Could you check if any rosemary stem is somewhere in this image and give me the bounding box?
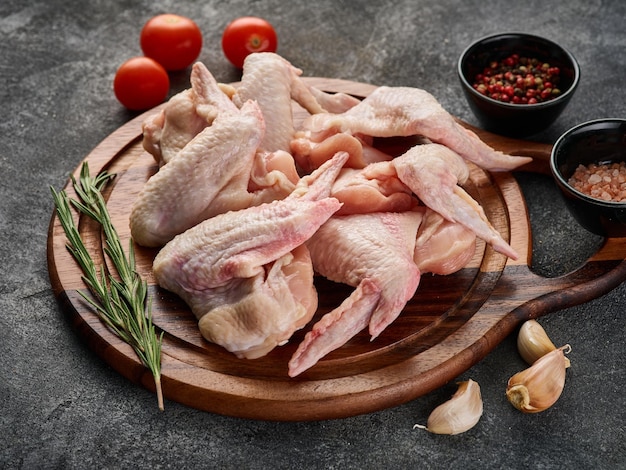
[51,162,164,410]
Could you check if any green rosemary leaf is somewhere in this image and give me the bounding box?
[50,162,164,410]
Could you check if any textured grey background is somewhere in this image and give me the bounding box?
[1,0,625,468]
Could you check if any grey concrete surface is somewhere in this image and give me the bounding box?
[1,0,625,468]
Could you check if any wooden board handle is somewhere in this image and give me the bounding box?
[457,121,626,326]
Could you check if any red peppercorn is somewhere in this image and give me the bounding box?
[471,54,562,104]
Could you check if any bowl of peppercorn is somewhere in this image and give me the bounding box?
[551,118,626,237]
[458,32,580,137]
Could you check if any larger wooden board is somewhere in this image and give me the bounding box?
[47,78,626,421]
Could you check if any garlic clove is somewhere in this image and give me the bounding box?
[506,344,571,413]
[517,319,570,367]
[414,379,483,435]
[517,319,556,364]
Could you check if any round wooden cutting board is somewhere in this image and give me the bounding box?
[47,78,626,421]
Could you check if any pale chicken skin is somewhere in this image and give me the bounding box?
[289,210,423,376]
[317,143,516,259]
[414,209,477,275]
[288,207,477,376]
[142,62,239,166]
[232,53,304,153]
[330,162,416,215]
[291,131,393,172]
[233,52,361,154]
[302,85,532,172]
[130,100,265,247]
[195,244,317,359]
[393,143,518,259]
[153,153,348,360]
[247,149,300,204]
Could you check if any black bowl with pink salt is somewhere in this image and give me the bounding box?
[550,118,626,237]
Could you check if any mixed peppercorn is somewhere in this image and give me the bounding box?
[472,54,562,104]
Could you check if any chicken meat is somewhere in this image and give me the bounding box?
[142,62,239,166]
[393,143,518,259]
[153,152,348,359]
[301,85,532,172]
[232,52,361,154]
[329,161,416,215]
[288,209,423,376]
[130,100,265,247]
[132,52,530,376]
[414,209,477,275]
[291,130,393,172]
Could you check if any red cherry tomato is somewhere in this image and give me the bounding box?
[113,57,170,111]
[221,16,278,68]
[140,14,203,71]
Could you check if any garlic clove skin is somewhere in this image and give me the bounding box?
[414,379,483,435]
[517,319,556,364]
[517,319,570,368]
[506,345,571,413]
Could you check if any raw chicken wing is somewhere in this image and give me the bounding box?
[302,86,532,172]
[130,100,264,247]
[233,53,321,153]
[393,143,518,259]
[233,52,361,154]
[153,153,348,359]
[288,210,423,376]
[142,62,238,166]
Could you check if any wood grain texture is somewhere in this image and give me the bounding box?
[47,78,626,421]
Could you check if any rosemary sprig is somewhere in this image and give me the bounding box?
[51,162,164,411]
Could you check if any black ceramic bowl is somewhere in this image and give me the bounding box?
[550,119,626,237]
[458,32,580,137]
